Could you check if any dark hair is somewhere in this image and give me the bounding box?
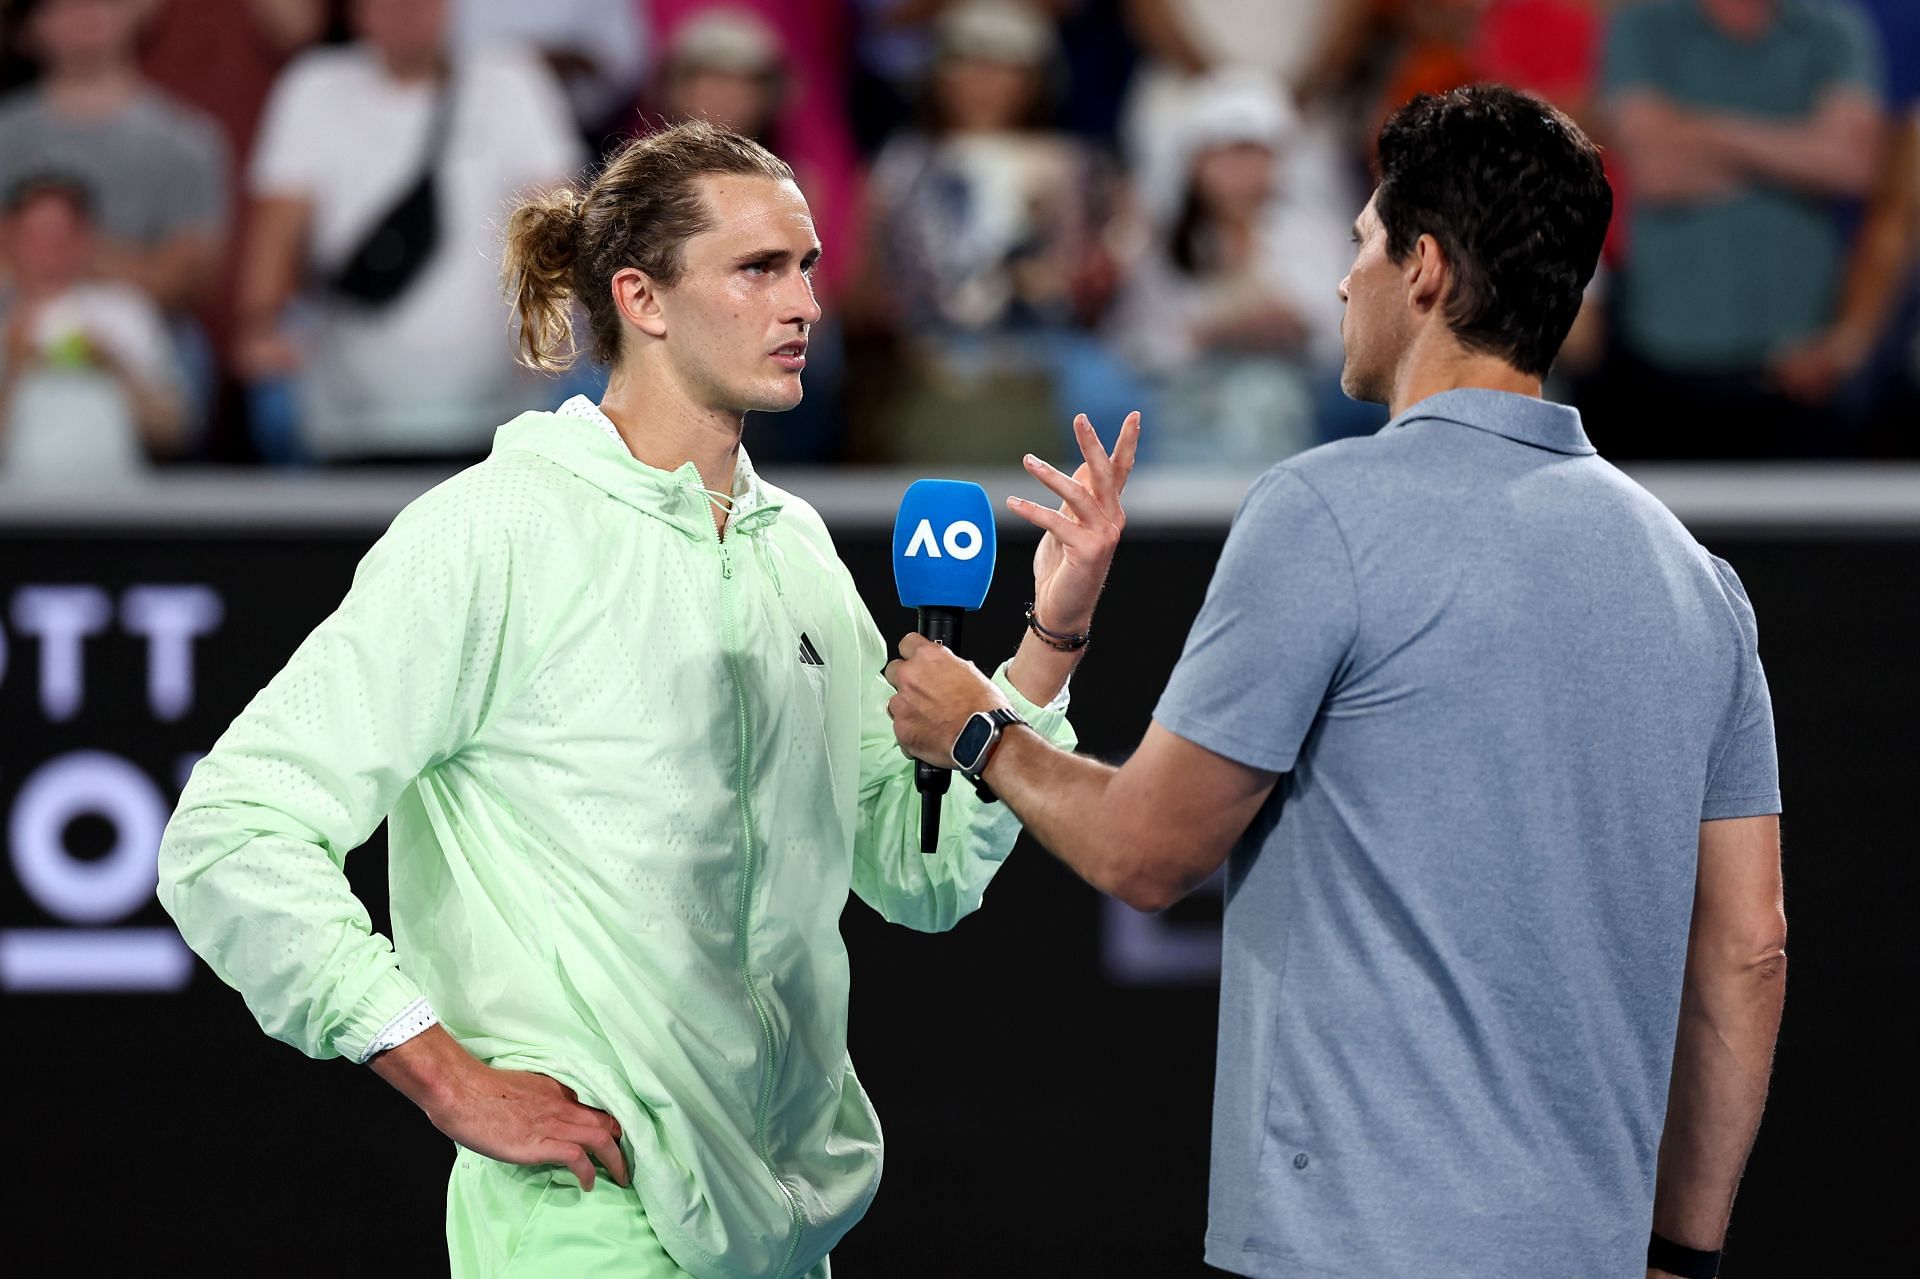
[501,119,794,372]
[1374,84,1611,378]
[1167,182,1211,278]
[4,169,94,219]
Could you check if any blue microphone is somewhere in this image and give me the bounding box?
[893,480,998,854]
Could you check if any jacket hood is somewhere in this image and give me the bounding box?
[491,403,786,542]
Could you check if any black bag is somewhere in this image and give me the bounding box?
[326,78,455,306]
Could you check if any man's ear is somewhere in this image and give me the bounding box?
[1405,232,1450,317]
[611,266,667,340]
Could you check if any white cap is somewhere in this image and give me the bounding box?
[667,8,782,76]
[936,0,1057,67]
[1178,68,1298,156]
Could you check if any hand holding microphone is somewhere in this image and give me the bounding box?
[890,479,998,854]
[884,412,1141,851]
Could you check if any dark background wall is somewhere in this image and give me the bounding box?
[4,521,1915,1276]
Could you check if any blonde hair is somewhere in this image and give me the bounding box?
[501,120,795,373]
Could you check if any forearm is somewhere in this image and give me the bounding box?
[982,727,1145,902]
[1707,112,1880,197]
[1652,950,1787,1248]
[1004,627,1087,707]
[1826,120,1920,347]
[95,233,220,313]
[237,196,313,332]
[369,1022,472,1113]
[1612,96,1745,203]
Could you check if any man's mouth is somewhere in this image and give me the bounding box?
[770,341,808,371]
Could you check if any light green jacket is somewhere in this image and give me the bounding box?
[156,404,1075,1279]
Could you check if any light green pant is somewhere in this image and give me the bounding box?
[445,1147,830,1278]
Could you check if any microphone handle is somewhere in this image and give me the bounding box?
[914,607,963,854]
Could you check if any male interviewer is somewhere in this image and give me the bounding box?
[885,86,1785,1279]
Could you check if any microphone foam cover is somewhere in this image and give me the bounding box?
[892,479,997,610]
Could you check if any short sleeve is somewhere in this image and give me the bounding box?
[1600,3,1663,99]
[1153,468,1359,774]
[1812,2,1886,101]
[1701,556,1782,820]
[483,50,586,191]
[249,56,330,197]
[154,108,229,237]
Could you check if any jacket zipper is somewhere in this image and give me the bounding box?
[717,535,806,1273]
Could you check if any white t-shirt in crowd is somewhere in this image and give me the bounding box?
[1,281,183,479]
[250,44,585,460]
[1165,0,1348,91]
[453,0,646,128]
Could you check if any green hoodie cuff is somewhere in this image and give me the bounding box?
[333,966,431,1065]
[991,660,1077,751]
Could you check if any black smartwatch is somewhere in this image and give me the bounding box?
[951,708,1026,802]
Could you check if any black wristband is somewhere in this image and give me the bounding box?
[1648,1231,1721,1278]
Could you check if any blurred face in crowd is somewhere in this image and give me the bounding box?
[667,69,780,142]
[636,175,822,415]
[29,0,144,70]
[3,189,94,296]
[1192,141,1277,222]
[354,0,447,68]
[1337,193,1410,404]
[1703,0,1778,39]
[934,56,1041,133]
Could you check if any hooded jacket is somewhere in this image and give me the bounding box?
[157,398,1076,1278]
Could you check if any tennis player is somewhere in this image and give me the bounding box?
[887,85,1785,1279]
[157,120,1138,1278]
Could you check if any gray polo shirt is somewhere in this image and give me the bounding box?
[1155,390,1780,1278]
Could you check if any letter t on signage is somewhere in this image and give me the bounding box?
[121,586,225,722]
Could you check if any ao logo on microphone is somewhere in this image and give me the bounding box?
[892,479,995,611]
[900,517,985,561]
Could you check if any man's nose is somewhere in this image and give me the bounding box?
[782,272,823,327]
[1337,275,1350,303]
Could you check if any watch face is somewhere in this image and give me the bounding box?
[953,714,994,771]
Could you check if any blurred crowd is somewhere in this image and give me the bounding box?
[0,0,1913,478]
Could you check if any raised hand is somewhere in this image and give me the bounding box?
[1009,411,1141,636]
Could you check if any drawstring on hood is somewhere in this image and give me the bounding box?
[492,397,788,558]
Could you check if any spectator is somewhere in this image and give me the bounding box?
[651,2,861,305]
[1769,0,1919,451]
[0,174,186,478]
[1118,0,1372,221]
[1601,0,1886,457]
[1473,0,1605,128]
[658,7,785,140]
[0,0,229,318]
[138,0,329,460]
[1468,0,1617,382]
[237,0,585,464]
[1117,0,1375,440]
[453,0,647,140]
[653,7,854,462]
[1107,71,1320,465]
[855,0,1105,464]
[1769,109,1919,448]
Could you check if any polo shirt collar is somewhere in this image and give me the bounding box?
[1386,388,1596,456]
